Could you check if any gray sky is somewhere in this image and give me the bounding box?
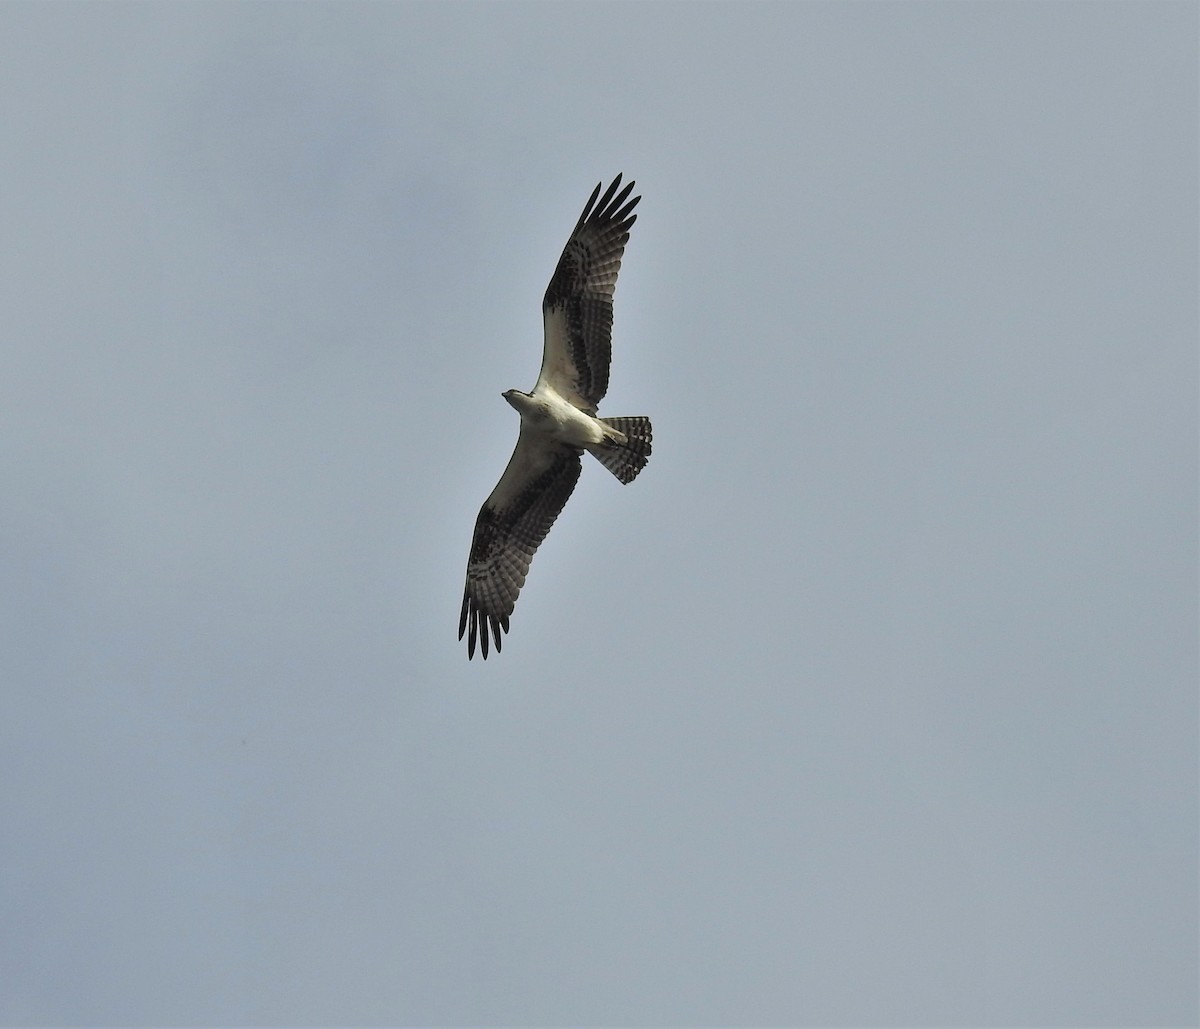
[1,2,1195,1025]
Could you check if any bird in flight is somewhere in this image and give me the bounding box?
[458,175,652,659]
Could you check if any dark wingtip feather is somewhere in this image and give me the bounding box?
[573,180,605,234]
[608,178,635,214]
[588,178,622,226]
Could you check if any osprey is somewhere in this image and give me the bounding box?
[458,175,652,659]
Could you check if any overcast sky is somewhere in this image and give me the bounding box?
[1,3,1195,1026]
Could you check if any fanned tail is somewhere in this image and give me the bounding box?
[590,416,653,484]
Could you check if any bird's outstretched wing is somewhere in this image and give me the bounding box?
[459,431,583,659]
[538,174,640,414]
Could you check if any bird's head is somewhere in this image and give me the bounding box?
[502,389,532,412]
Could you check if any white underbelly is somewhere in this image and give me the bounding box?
[531,388,605,447]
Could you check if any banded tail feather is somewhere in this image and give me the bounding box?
[591,416,653,484]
